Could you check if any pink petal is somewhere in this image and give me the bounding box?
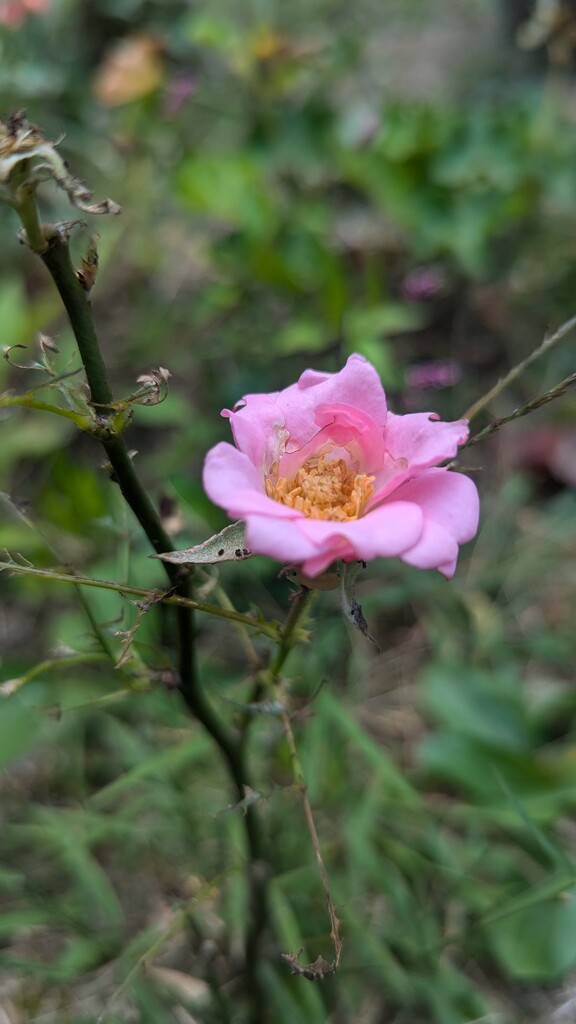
[223,354,388,471]
[244,511,358,575]
[385,411,469,470]
[203,442,301,520]
[300,542,357,577]
[278,402,386,478]
[369,412,470,505]
[299,501,424,563]
[393,468,479,574]
[244,500,423,576]
[245,514,326,567]
[222,393,283,468]
[274,353,388,447]
[400,519,459,574]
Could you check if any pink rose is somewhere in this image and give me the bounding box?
[203,354,479,578]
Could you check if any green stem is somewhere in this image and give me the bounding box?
[40,228,268,1010]
[40,232,114,407]
[241,586,316,1018]
[1,653,108,694]
[29,229,262,802]
[0,561,279,637]
[270,587,316,677]
[13,176,48,254]
[0,393,91,427]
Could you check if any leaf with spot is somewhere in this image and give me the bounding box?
[154,520,252,565]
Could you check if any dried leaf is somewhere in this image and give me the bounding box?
[2,344,33,369]
[76,234,99,292]
[339,561,380,652]
[281,950,338,981]
[154,521,252,566]
[0,112,121,216]
[133,366,171,405]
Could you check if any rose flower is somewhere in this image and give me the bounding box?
[203,355,479,578]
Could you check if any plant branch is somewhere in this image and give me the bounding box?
[37,227,268,1013]
[0,560,280,637]
[461,370,576,451]
[463,313,576,422]
[33,230,235,752]
[0,392,92,427]
[274,588,342,975]
[40,231,114,406]
[280,703,342,978]
[13,171,49,254]
[14,222,264,850]
[10,150,270,1018]
[270,586,316,677]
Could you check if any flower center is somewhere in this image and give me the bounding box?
[266,454,374,522]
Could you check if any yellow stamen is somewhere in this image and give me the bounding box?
[266,455,374,522]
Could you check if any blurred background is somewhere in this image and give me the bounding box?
[2,1,576,1021]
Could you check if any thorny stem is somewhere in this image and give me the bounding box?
[461,370,576,451]
[270,586,316,677]
[0,560,280,636]
[36,231,224,735]
[463,312,576,422]
[266,587,342,975]
[249,586,343,980]
[238,586,317,1018]
[280,704,343,975]
[39,231,114,407]
[238,587,315,746]
[22,221,267,1013]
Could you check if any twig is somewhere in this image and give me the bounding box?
[270,587,316,677]
[262,587,342,977]
[0,559,280,637]
[0,652,108,696]
[280,700,343,978]
[33,230,210,724]
[461,370,576,450]
[463,313,576,422]
[115,592,165,668]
